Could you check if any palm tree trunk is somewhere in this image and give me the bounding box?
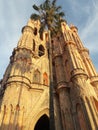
[48,30,55,130]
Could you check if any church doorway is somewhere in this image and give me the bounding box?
[34,114,49,130]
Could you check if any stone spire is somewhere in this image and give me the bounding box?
[0,19,49,130]
[53,21,98,130]
[0,17,98,130]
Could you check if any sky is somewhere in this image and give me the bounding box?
[0,0,98,79]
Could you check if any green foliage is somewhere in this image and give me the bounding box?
[30,14,40,20]
[31,0,65,37]
[33,4,39,11]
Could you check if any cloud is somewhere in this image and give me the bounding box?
[79,0,98,53]
[58,0,98,71]
[77,0,98,71]
[0,0,44,78]
[80,10,98,40]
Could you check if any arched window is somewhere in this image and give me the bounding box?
[40,33,43,41]
[33,39,35,51]
[43,72,48,85]
[45,33,48,41]
[34,115,49,130]
[38,45,45,57]
[33,69,41,83]
[76,103,87,130]
[34,27,37,35]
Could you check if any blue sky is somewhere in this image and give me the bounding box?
[0,0,98,79]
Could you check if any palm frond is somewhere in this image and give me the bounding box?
[30,14,40,20]
[59,12,65,17]
[42,0,50,10]
[33,4,39,11]
[55,6,62,12]
[52,0,56,6]
[40,4,43,10]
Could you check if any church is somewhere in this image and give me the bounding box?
[0,7,98,130]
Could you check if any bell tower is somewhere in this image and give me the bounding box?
[53,21,98,130]
[0,15,98,130]
[0,19,49,130]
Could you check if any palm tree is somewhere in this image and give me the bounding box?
[31,0,65,36]
[31,0,65,129]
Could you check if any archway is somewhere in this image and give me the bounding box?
[38,45,45,57]
[34,114,49,130]
[43,72,48,85]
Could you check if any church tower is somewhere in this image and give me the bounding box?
[0,18,98,130]
[0,19,49,130]
[53,21,98,130]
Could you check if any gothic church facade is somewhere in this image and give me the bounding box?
[0,18,98,130]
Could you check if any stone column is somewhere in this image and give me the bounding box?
[71,69,98,130]
[54,53,74,130]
